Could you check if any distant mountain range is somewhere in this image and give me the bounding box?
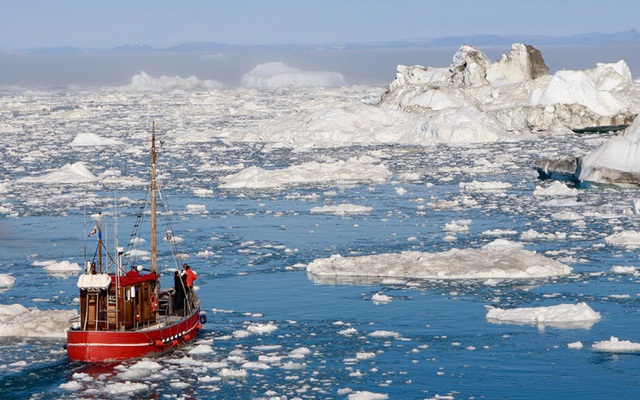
[16,29,640,54]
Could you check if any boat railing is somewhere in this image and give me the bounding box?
[68,301,198,332]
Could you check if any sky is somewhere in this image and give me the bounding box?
[1,0,639,50]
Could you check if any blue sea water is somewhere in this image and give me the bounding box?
[0,87,640,399]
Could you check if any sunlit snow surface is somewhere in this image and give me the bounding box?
[1,85,640,399]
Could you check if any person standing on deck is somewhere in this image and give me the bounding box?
[173,271,186,312]
[182,263,197,306]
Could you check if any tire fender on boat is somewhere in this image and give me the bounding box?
[199,314,207,324]
[153,340,164,347]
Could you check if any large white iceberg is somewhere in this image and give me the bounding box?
[241,62,345,88]
[579,115,640,183]
[378,44,637,134]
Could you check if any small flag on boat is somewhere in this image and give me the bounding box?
[88,225,98,237]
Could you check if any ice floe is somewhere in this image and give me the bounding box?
[0,304,77,337]
[17,162,97,184]
[307,240,571,282]
[592,336,640,352]
[219,156,391,189]
[485,302,601,329]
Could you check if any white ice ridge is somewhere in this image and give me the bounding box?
[306,241,572,280]
[0,304,78,338]
[485,302,601,328]
[241,62,345,88]
[219,156,390,189]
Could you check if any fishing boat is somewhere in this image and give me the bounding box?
[67,123,205,362]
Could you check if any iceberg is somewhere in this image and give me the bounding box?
[241,62,345,88]
[579,115,640,183]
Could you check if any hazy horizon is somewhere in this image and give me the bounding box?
[1,43,639,89]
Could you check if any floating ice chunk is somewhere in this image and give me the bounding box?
[567,341,584,349]
[189,344,214,354]
[242,361,271,370]
[281,361,306,370]
[0,304,78,337]
[520,229,566,241]
[220,157,391,189]
[242,62,345,88]
[459,180,512,192]
[371,293,392,304]
[289,347,311,358]
[70,132,124,146]
[310,204,373,215]
[592,336,640,352]
[368,330,401,338]
[193,188,213,197]
[604,230,640,247]
[42,260,82,273]
[186,204,207,214]
[481,239,523,250]
[307,244,570,282]
[356,352,376,360]
[116,360,162,380]
[533,181,578,197]
[104,381,149,394]
[0,274,16,288]
[348,390,389,400]
[486,302,601,329]
[58,381,83,391]
[246,322,278,335]
[609,266,638,274]
[17,162,97,184]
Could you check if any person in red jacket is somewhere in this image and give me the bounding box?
[181,263,198,307]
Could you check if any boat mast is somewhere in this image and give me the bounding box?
[97,212,103,273]
[150,122,158,274]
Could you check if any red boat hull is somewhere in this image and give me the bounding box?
[67,309,203,362]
